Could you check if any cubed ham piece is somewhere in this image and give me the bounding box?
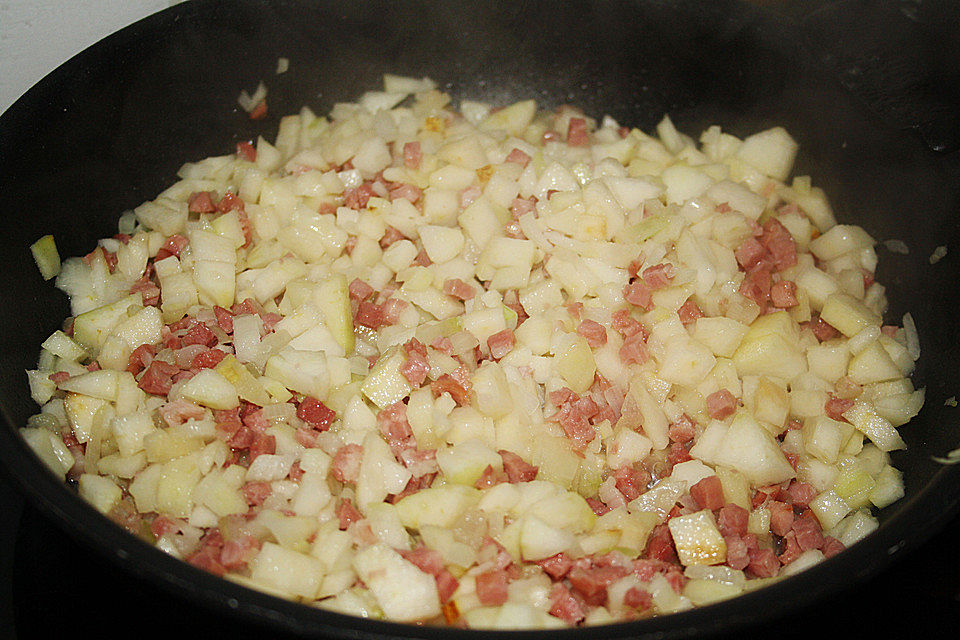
[735,237,766,270]
[389,183,422,204]
[188,191,217,213]
[739,263,773,308]
[724,534,750,571]
[760,218,798,270]
[822,536,845,558]
[181,321,217,347]
[538,553,574,580]
[217,192,245,214]
[332,444,363,483]
[785,481,818,508]
[220,533,260,570]
[377,402,414,444]
[623,280,653,310]
[668,415,697,443]
[475,570,510,606]
[792,512,825,550]
[548,584,585,625]
[747,548,781,578]
[577,319,607,348]
[498,449,538,483]
[567,117,589,146]
[487,329,516,360]
[690,476,725,511]
[400,349,431,386]
[431,370,471,406]
[155,234,189,261]
[646,525,678,563]
[403,141,422,169]
[808,315,841,342]
[825,394,855,422]
[610,309,645,338]
[349,278,375,302]
[137,360,180,396]
[510,196,537,218]
[706,389,738,420]
[677,300,703,325]
[506,147,532,167]
[192,348,227,370]
[337,498,363,530]
[771,279,798,308]
[474,464,508,489]
[642,263,675,290]
[355,300,384,329]
[242,481,272,506]
[717,504,749,538]
[235,141,257,162]
[297,397,336,430]
[619,333,649,365]
[442,278,476,300]
[623,586,653,611]
[768,500,795,537]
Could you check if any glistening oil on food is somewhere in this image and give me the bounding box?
[22,75,923,628]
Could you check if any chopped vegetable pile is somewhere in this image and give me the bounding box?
[22,74,924,628]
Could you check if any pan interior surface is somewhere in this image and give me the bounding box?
[1,1,958,637]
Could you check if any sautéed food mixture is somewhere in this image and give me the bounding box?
[22,76,923,628]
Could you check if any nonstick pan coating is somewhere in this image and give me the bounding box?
[1,1,959,637]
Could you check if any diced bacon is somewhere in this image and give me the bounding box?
[792,511,825,551]
[401,546,445,577]
[717,504,749,538]
[296,396,336,431]
[212,306,234,333]
[567,117,589,146]
[214,408,243,438]
[734,237,766,270]
[192,348,227,370]
[331,444,363,483]
[646,524,678,563]
[400,350,431,386]
[632,558,679,582]
[724,534,750,571]
[181,321,217,347]
[150,515,182,539]
[242,481,272,506]
[355,300,384,329]
[760,218,798,270]
[778,530,803,565]
[460,185,483,208]
[677,300,704,325]
[337,498,363,530]
[747,548,781,578]
[568,564,630,606]
[220,533,260,570]
[740,262,774,309]
[642,263,675,290]
[619,333,649,365]
[295,427,319,448]
[566,302,583,320]
[236,208,254,247]
[808,315,841,342]
[404,337,428,358]
[155,234,189,261]
[506,147,531,167]
[785,481,818,508]
[768,500,795,537]
[538,553,574,580]
[822,536,845,558]
[260,312,282,334]
[474,464,508,489]
[349,278,375,302]
[159,399,206,428]
[235,141,257,162]
[611,309,645,338]
[715,202,732,213]
[550,387,576,406]
[442,278,476,300]
[435,569,459,603]
[613,466,650,502]
[552,401,596,450]
[476,569,510,606]
[381,298,408,325]
[130,275,161,306]
[241,405,270,432]
[217,192,245,214]
[668,415,696,443]
[401,141,421,170]
[577,319,607,348]
[771,279,798,308]
[126,343,157,375]
[825,394,855,422]
[188,191,217,213]
[249,433,276,461]
[431,371,471,406]
[623,587,653,611]
[248,99,267,120]
[667,442,692,467]
[706,389,738,420]
[498,450,538,483]
[399,448,439,478]
[548,583,585,625]
[344,183,377,210]
[137,360,180,396]
[690,476,725,511]
[510,196,537,219]
[49,371,71,384]
[389,183,422,204]
[623,280,653,310]
[487,329,516,360]
[377,402,414,444]
[187,544,227,577]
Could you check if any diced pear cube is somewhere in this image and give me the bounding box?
[553,334,597,394]
[479,99,537,136]
[251,541,325,600]
[714,413,795,486]
[20,428,74,479]
[520,515,576,561]
[820,293,881,338]
[847,341,902,385]
[353,544,440,621]
[156,455,201,517]
[78,474,123,514]
[667,510,727,566]
[178,369,239,410]
[395,484,479,530]
[437,439,501,486]
[692,317,749,358]
[842,400,906,452]
[361,348,410,409]
[58,370,120,401]
[736,127,797,181]
[72,294,143,353]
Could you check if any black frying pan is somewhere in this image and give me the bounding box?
[2,1,960,637]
